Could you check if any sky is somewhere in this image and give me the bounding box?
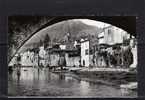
[78,19,111,28]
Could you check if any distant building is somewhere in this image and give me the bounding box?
[45,49,80,67]
[130,38,137,68]
[39,46,47,67]
[98,26,130,45]
[44,40,81,67]
[74,40,78,48]
[9,50,38,67]
[21,50,37,66]
[59,44,66,50]
[80,39,90,67]
[97,26,137,68]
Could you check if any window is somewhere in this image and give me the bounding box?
[89,49,93,55]
[85,49,89,55]
[108,29,111,34]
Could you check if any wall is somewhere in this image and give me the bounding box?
[59,45,66,50]
[100,26,130,45]
[98,32,105,44]
[81,40,90,66]
[65,53,80,67]
[89,54,95,66]
[21,51,38,66]
[49,54,60,66]
[104,27,114,45]
[130,38,137,68]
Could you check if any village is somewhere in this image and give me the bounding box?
[9,25,137,70]
[8,22,137,97]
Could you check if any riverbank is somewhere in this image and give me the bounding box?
[69,67,137,86]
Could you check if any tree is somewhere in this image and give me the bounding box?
[53,37,58,43]
[44,34,50,48]
[39,39,43,46]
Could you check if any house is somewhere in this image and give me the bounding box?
[45,49,80,67]
[98,26,130,45]
[9,49,38,67]
[44,41,81,67]
[39,46,47,67]
[59,44,66,50]
[97,26,136,68]
[129,37,137,68]
[80,39,90,67]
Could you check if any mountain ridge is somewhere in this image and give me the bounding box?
[19,20,103,52]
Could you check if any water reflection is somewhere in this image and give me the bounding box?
[8,68,137,97]
[79,81,90,95]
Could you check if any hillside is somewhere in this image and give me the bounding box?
[19,20,103,52]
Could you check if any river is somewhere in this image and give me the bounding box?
[8,67,137,97]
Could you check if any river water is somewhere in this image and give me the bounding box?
[8,68,137,97]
